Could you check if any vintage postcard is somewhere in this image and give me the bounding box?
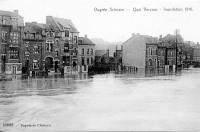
[0,0,200,131]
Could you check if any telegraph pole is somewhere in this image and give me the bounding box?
[175,29,178,73]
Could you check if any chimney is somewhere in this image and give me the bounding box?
[85,34,87,38]
[14,10,18,15]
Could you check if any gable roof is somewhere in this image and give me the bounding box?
[47,16,79,33]
[0,10,24,26]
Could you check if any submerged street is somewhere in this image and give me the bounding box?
[1,68,200,131]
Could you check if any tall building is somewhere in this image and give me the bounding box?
[0,10,24,74]
[22,22,46,75]
[46,16,79,74]
[78,35,95,73]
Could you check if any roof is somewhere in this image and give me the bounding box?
[47,16,79,33]
[123,33,158,45]
[24,22,46,33]
[0,10,24,26]
[78,37,95,45]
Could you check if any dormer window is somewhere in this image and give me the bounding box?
[65,30,69,37]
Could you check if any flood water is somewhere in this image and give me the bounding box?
[1,68,200,131]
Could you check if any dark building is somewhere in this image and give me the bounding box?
[22,16,80,75]
[113,45,122,72]
[22,22,46,75]
[145,34,185,73]
[0,10,24,74]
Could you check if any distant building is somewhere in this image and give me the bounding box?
[145,42,176,73]
[193,42,200,62]
[113,45,122,72]
[95,49,110,67]
[0,10,24,74]
[122,33,158,70]
[78,35,95,73]
[145,34,185,73]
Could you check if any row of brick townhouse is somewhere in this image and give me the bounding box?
[0,10,95,75]
[122,33,192,74]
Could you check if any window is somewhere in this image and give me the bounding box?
[91,58,94,64]
[87,58,89,65]
[46,40,54,52]
[74,48,77,55]
[65,30,69,37]
[155,59,157,67]
[64,41,69,53]
[87,49,89,55]
[34,45,39,54]
[82,57,85,65]
[33,60,39,69]
[82,48,84,55]
[9,48,19,59]
[1,31,7,43]
[74,36,78,43]
[148,59,152,66]
[91,48,93,55]
[62,56,70,66]
[56,40,59,47]
[46,32,50,37]
[56,50,59,56]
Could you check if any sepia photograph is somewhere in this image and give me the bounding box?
[0,0,200,131]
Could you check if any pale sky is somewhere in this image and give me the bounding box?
[0,0,200,43]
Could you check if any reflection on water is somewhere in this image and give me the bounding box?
[1,69,200,131]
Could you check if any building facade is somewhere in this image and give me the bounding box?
[46,16,79,74]
[78,35,95,73]
[145,34,185,73]
[22,22,45,75]
[193,42,200,62]
[0,10,24,74]
[122,33,158,70]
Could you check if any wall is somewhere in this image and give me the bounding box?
[123,34,158,69]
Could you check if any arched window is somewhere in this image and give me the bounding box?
[149,59,152,66]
